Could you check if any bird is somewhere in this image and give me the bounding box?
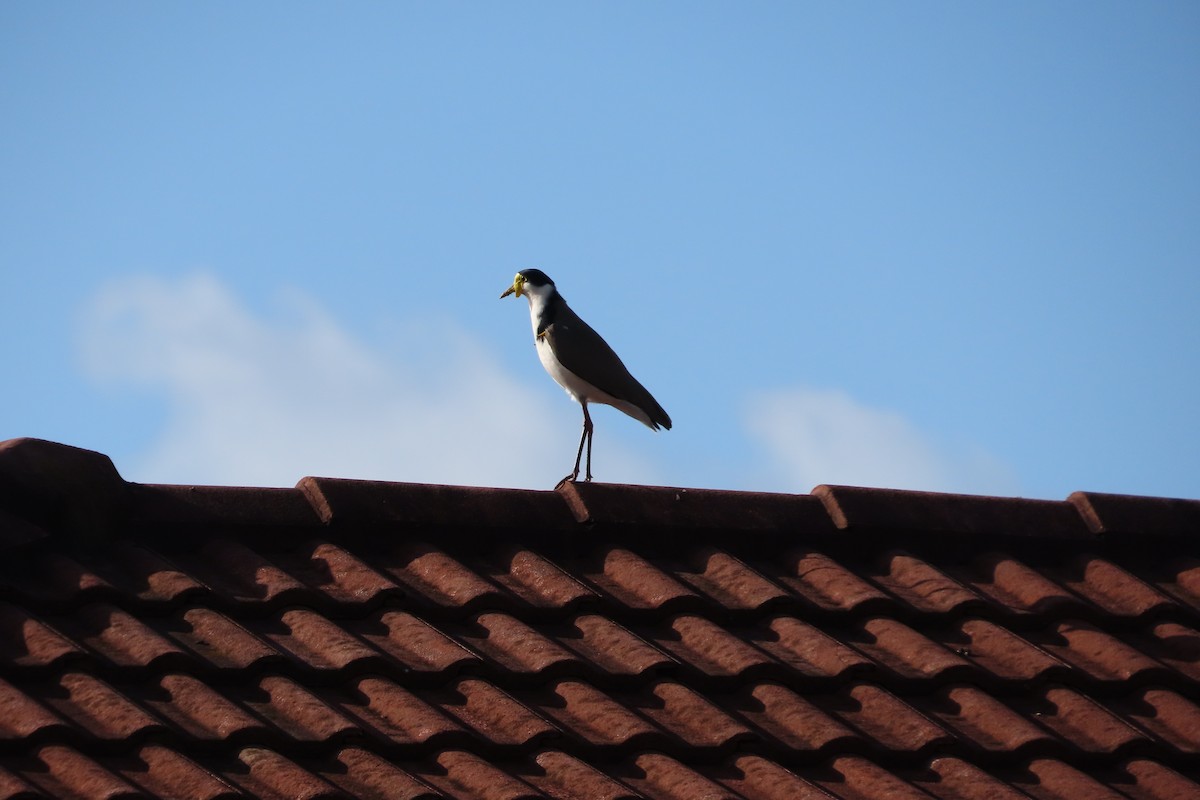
[501,269,671,483]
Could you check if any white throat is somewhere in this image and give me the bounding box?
[521,283,556,336]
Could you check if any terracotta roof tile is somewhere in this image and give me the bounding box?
[1,438,1198,800]
[911,756,1031,800]
[321,747,440,800]
[165,606,284,672]
[228,746,345,800]
[917,684,1056,755]
[717,754,836,800]
[51,603,187,670]
[1114,687,1200,755]
[521,750,639,800]
[350,609,481,675]
[1012,757,1132,800]
[582,547,701,613]
[734,682,861,753]
[816,755,936,800]
[114,745,241,800]
[0,603,84,673]
[651,614,776,680]
[429,678,557,748]
[750,616,873,682]
[1035,620,1170,685]
[552,614,675,678]
[529,679,659,749]
[777,551,893,615]
[21,745,145,800]
[423,749,542,800]
[816,683,953,756]
[1114,758,1200,800]
[847,617,975,682]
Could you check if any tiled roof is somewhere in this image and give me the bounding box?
[1,437,1198,799]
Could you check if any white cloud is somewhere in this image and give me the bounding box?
[80,273,658,488]
[744,387,1019,495]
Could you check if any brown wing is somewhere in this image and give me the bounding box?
[544,303,672,430]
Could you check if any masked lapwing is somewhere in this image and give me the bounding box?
[501,269,671,483]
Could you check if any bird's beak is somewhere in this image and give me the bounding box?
[500,275,524,299]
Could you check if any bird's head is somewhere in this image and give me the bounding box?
[500,269,555,300]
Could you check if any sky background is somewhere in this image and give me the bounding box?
[3,2,1198,499]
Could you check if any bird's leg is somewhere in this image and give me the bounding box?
[569,402,594,482]
[583,403,594,481]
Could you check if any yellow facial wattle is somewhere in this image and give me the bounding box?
[500,273,525,299]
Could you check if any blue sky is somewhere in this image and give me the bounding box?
[3,2,1198,499]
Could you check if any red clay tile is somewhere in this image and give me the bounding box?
[1140,621,1200,682]
[132,483,321,535]
[554,614,675,677]
[815,485,1092,540]
[431,679,558,747]
[918,684,1058,754]
[750,616,873,681]
[869,552,987,615]
[583,547,699,611]
[1115,687,1200,755]
[530,680,659,749]
[935,618,1069,683]
[817,684,952,755]
[521,750,640,800]
[718,754,836,800]
[450,612,581,675]
[817,755,935,800]
[0,677,69,741]
[1051,555,1180,619]
[1021,685,1147,754]
[954,554,1085,616]
[484,549,599,610]
[167,607,284,671]
[299,477,574,533]
[672,548,790,612]
[321,747,440,800]
[1115,758,1200,800]
[230,746,344,800]
[24,745,143,800]
[276,540,404,607]
[0,603,83,671]
[777,551,892,614]
[344,677,465,746]
[239,675,360,743]
[0,765,44,800]
[55,603,185,669]
[138,673,267,742]
[0,506,47,552]
[101,543,208,605]
[377,542,505,611]
[1012,758,1130,800]
[625,752,737,800]
[848,617,974,682]
[623,681,753,750]
[115,745,241,800]
[734,682,861,752]
[911,757,1030,800]
[427,750,542,799]
[194,537,312,605]
[253,607,381,672]
[350,609,480,675]
[652,614,776,679]
[38,672,165,742]
[1069,491,1200,540]
[1036,620,1168,684]
[1156,556,1200,610]
[557,481,830,534]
